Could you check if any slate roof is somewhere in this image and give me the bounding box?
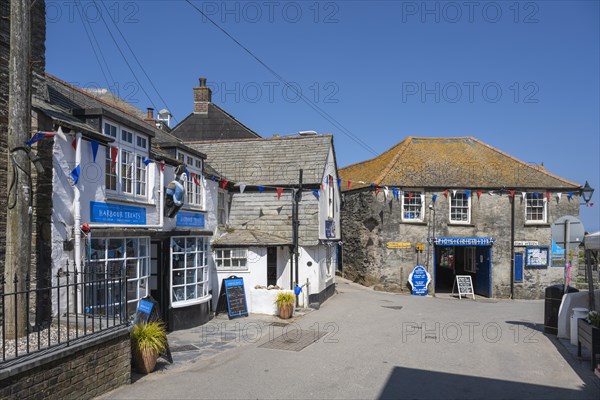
[186,135,334,186]
[44,74,205,162]
[171,104,261,141]
[339,137,580,191]
[213,191,319,247]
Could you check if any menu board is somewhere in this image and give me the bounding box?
[224,277,249,319]
[455,275,475,300]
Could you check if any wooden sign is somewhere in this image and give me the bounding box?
[224,277,249,319]
[387,242,411,249]
[453,275,475,299]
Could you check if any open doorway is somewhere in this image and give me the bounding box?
[267,247,277,286]
[434,245,492,297]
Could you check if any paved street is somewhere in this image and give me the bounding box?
[103,279,600,399]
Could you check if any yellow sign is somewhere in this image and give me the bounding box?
[415,243,425,252]
[386,242,411,249]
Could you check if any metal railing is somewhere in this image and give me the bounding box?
[0,261,128,367]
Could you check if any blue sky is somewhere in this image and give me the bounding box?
[46,0,599,231]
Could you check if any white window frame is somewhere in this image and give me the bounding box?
[176,150,205,210]
[87,237,150,316]
[449,191,471,224]
[103,120,149,200]
[170,236,211,308]
[525,193,547,224]
[215,248,248,271]
[401,190,424,222]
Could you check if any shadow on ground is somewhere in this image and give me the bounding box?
[378,366,597,400]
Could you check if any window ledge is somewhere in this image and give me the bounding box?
[524,223,550,227]
[171,295,212,309]
[400,221,427,226]
[216,269,249,273]
[448,223,475,227]
[181,207,207,213]
[105,196,154,207]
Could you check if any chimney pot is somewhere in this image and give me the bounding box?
[194,77,212,113]
[146,107,154,119]
[199,77,207,87]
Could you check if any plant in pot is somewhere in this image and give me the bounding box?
[275,292,295,319]
[130,321,167,374]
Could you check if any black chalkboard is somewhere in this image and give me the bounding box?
[224,277,248,319]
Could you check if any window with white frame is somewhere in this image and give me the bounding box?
[402,190,424,222]
[525,193,547,223]
[450,191,471,224]
[215,248,248,271]
[87,237,150,316]
[327,175,335,219]
[103,121,149,199]
[171,237,210,307]
[218,190,228,225]
[176,150,204,209]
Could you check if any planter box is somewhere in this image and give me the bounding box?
[577,318,600,371]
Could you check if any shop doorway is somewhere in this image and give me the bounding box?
[150,240,169,324]
[267,247,277,286]
[434,245,492,297]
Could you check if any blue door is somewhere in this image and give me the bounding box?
[475,246,492,297]
[514,253,524,283]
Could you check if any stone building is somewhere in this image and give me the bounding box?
[339,137,584,299]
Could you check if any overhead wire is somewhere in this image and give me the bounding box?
[184,0,379,156]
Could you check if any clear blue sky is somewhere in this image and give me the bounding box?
[46,0,600,231]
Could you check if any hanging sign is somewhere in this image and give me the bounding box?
[408,265,431,296]
[454,275,475,299]
[386,242,411,249]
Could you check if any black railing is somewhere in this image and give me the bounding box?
[0,261,128,367]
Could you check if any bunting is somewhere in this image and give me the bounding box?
[444,189,449,198]
[521,192,526,200]
[312,189,320,200]
[545,191,550,201]
[192,173,200,186]
[211,175,217,181]
[347,180,352,190]
[70,165,81,185]
[258,185,265,193]
[557,192,562,201]
[160,161,165,172]
[110,146,119,172]
[477,190,482,199]
[452,189,457,197]
[90,140,99,163]
[432,194,437,203]
[143,157,153,166]
[509,190,515,199]
[383,187,389,199]
[465,190,470,199]
[533,192,538,199]
[392,187,399,200]
[239,183,246,194]
[337,178,342,189]
[375,186,380,196]
[71,138,77,151]
[568,192,573,200]
[26,131,56,147]
[408,192,413,200]
[277,187,284,200]
[221,179,228,190]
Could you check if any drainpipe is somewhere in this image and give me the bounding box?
[510,195,515,299]
[74,132,82,274]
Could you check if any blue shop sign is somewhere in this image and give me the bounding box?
[90,201,146,225]
[176,211,205,228]
[430,237,495,246]
[409,265,431,296]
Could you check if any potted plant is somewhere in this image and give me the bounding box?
[275,292,295,319]
[130,321,167,374]
[578,311,600,371]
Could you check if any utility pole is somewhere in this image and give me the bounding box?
[5,0,32,339]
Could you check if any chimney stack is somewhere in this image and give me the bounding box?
[193,77,212,114]
[146,107,154,119]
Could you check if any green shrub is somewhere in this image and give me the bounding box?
[131,321,167,354]
[275,292,295,306]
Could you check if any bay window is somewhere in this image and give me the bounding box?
[171,237,210,307]
[103,121,149,199]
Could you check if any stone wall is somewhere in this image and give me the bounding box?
[0,328,131,399]
[341,188,581,299]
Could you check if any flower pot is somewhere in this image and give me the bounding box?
[133,347,158,374]
[278,304,294,319]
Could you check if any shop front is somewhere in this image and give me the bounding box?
[431,237,495,297]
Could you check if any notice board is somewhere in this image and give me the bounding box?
[224,277,249,319]
[453,275,475,300]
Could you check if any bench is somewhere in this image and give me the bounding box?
[577,318,600,371]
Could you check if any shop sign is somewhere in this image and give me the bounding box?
[514,240,539,247]
[408,265,431,296]
[176,211,205,228]
[90,201,146,224]
[386,242,411,249]
[431,237,494,246]
[326,220,336,238]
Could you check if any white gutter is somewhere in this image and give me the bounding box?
[87,161,165,229]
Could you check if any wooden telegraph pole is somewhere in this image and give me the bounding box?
[5,0,32,339]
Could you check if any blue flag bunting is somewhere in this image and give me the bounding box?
[432,194,437,203]
[465,189,471,199]
[211,175,217,181]
[533,192,539,199]
[337,178,342,189]
[71,165,81,185]
[91,140,99,163]
[25,131,56,147]
[143,156,153,166]
[258,186,265,193]
[392,187,398,200]
[568,192,573,199]
[312,189,320,200]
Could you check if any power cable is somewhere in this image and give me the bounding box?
[97,0,178,123]
[184,0,379,156]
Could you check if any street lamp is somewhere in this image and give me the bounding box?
[581,181,595,204]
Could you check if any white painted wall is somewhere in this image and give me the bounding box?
[318,146,341,241]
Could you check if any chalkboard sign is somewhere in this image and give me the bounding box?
[133,299,154,325]
[453,275,475,299]
[224,277,249,319]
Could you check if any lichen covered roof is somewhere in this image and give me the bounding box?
[339,137,580,191]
